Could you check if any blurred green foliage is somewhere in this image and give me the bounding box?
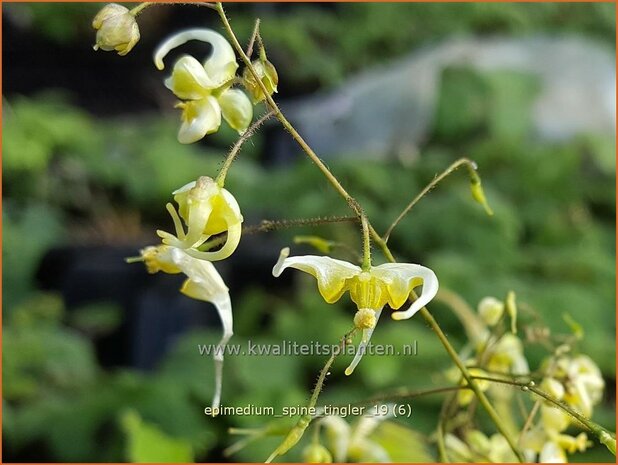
[3,2,615,462]
[230,2,615,87]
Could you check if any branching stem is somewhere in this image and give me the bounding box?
[214,4,520,461]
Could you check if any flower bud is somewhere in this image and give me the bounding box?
[243,59,278,103]
[469,168,494,216]
[92,3,140,56]
[478,296,504,326]
[302,444,333,463]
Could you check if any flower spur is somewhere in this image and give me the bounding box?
[136,244,233,411]
[272,247,439,374]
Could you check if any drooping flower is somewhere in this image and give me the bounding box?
[243,58,279,103]
[92,3,140,56]
[154,29,253,143]
[272,248,438,374]
[157,176,243,262]
[137,244,232,410]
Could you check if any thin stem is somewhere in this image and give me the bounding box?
[246,18,261,57]
[383,157,481,242]
[519,399,541,447]
[199,215,358,252]
[216,3,362,219]
[360,214,371,270]
[265,327,357,463]
[310,327,357,408]
[471,375,615,442]
[418,303,524,462]
[216,110,275,186]
[129,2,152,16]
[437,392,456,462]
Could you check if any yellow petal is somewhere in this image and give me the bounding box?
[272,248,361,303]
[165,55,214,99]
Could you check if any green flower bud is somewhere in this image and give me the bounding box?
[243,59,279,103]
[92,3,140,56]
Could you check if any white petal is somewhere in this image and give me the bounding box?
[169,248,232,411]
[371,263,438,320]
[172,180,196,195]
[345,308,382,376]
[178,96,222,144]
[218,88,253,134]
[272,248,361,303]
[154,29,238,86]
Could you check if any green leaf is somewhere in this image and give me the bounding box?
[122,410,194,463]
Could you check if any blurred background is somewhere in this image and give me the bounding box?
[2,2,616,462]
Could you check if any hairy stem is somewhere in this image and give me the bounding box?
[216,110,275,186]
[360,214,372,270]
[472,375,616,446]
[419,302,524,461]
[246,18,261,57]
[266,328,357,463]
[216,3,362,219]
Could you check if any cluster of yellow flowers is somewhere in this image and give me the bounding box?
[445,295,605,463]
[521,354,604,462]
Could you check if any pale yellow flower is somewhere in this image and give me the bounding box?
[154,29,253,143]
[138,245,232,410]
[272,248,438,374]
[157,176,243,262]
